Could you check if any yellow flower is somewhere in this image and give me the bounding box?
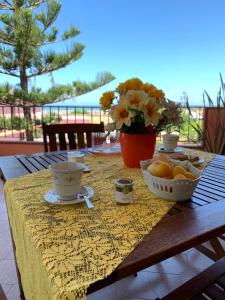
[142,83,165,102]
[142,83,155,94]
[153,89,165,102]
[144,99,160,126]
[99,91,115,110]
[117,78,143,94]
[99,77,170,133]
[123,90,149,110]
[117,82,127,94]
[110,103,135,129]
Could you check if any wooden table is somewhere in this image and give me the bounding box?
[1,150,225,298]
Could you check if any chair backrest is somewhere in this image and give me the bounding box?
[42,122,105,152]
[203,107,225,154]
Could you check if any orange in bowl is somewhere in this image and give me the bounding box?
[151,154,170,163]
[147,161,172,178]
[172,165,186,177]
[174,174,186,179]
[185,171,198,180]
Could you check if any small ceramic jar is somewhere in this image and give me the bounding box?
[114,178,134,204]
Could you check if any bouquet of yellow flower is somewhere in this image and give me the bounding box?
[99,78,183,134]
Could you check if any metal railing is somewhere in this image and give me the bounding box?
[0,104,204,144]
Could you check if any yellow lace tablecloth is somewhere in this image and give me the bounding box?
[4,150,214,300]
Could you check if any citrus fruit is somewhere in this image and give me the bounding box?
[147,161,172,178]
[172,165,186,177]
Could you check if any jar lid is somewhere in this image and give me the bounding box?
[115,178,133,188]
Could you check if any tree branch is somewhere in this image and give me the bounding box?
[0,35,16,46]
[0,0,13,9]
[40,38,72,46]
[0,69,19,77]
[0,39,15,46]
[0,4,13,10]
[50,93,76,103]
[0,0,47,11]
[24,0,47,10]
[0,51,14,59]
[27,60,75,78]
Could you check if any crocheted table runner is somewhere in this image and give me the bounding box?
[4,151,213,300]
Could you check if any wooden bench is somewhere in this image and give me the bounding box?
[161,256,225,300]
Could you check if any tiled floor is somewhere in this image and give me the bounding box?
[0,179,218,300]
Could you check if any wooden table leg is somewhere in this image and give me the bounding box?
[10,227,25,300]
[3,191,25,300]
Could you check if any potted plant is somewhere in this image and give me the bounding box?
[185,74,225,154]
[99,78,183,168]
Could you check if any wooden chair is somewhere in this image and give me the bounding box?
[42,122,105,152]
[160,256,225,300]
[0,284,7,300]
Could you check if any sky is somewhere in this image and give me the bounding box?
[2,0,225,105]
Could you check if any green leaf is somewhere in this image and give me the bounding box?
[62,26,80,40]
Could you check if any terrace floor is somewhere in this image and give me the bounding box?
[0,179,222,300]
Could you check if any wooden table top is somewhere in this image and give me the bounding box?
[1,150,225,294]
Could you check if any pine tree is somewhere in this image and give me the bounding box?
[0,1,112,140]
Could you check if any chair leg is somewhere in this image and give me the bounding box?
[0,284,7,300]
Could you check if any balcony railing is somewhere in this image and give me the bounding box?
[0,104,204,144]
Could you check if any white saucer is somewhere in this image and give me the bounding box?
[83,165,91,173]
[170,157,204,166]
[158,147,183,153]
[190,158,204,166]
[44,186,94,205]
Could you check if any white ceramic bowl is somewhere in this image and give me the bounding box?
[140,159,201,201]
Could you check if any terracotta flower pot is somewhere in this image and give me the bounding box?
[120,132,156,168]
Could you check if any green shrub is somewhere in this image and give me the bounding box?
[179,109,203,142]
[35,113,62,125]
[0,116,30,130]
[68,108,88,115]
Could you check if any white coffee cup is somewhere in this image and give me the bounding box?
[49,161,85,200]
[67,151,85,163]
[162,134,179,151]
